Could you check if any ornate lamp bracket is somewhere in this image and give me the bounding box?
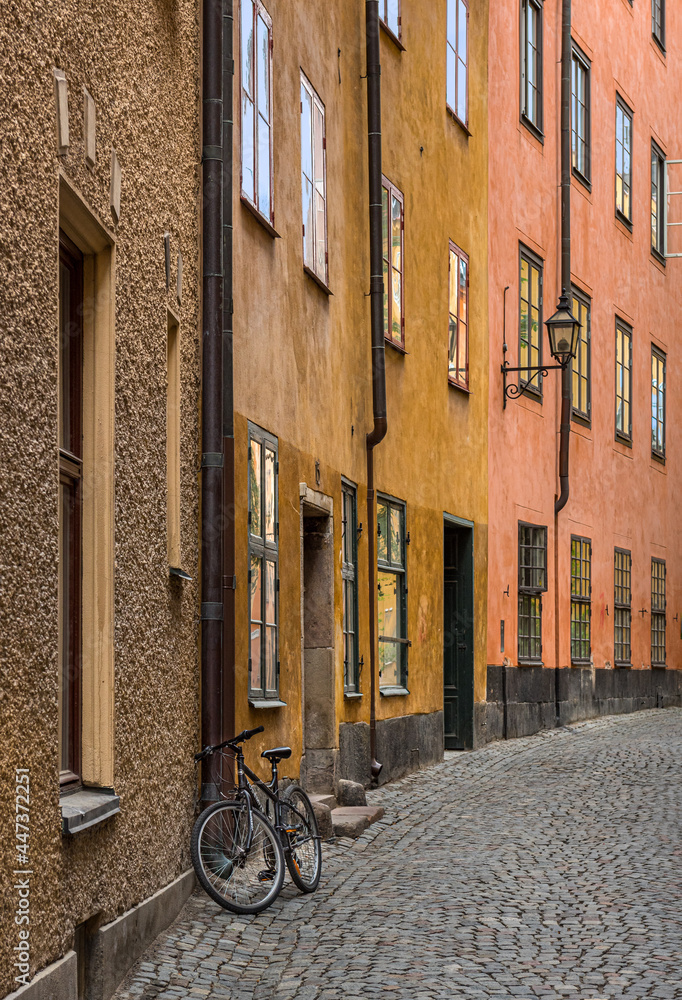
[501,361,566,408]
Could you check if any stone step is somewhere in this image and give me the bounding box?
[331,805,384,839]
[308,793,337,811]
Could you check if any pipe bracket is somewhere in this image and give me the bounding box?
[201,603,224,621]
[201,452,224,468]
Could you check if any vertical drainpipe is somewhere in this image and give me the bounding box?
[200,0,224,807]
[365,0,386,781]
[222,0,236,777]
[554,0,571,724]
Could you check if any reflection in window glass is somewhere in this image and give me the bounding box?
[265,447,275,543]
[616,99,632,222]
[446,0,468,125]
[342,482,359,693]
[614,549,631,665]
[571,46,590,181]
[301,73,327,285]
[241,0,272,222]
[519,247,542,393]
[518,522,546,662]
[570,537,591,662]
[377,495,407,690]
[249,439,261,536]
[248,425,278,700]
[448,243,469,388]
[521,0,542,131]
[615,321,632,441]
[651,348,666,457]
[571,291,590,421]
[382,178,404,348]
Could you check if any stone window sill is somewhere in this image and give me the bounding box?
[60,788,120,835]
[344,691,363,700]
[379,685,410,697]
[248,698,287,709]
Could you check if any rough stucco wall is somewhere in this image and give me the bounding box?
[487,2,682,674]
[231,0,489,772]
[0,1,200,991]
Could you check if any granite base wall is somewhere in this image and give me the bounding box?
[482,665,682,744]
[339,711,444,787]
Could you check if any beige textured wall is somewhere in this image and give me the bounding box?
[0,0,201,990]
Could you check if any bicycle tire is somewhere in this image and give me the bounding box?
[281,785,322,893]
[191,799,285,914]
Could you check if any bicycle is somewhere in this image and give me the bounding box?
[191,725,322,914]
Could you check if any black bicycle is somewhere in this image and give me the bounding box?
[191,726,322,914]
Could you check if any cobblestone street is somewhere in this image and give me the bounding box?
[114,710,682,1000]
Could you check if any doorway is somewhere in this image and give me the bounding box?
[443,517,474,749]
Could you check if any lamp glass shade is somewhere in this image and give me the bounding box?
[545,298,580,364]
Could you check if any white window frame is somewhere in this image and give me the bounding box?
[240,0,274,228]
[446,0,469,127]
[300,72,328,287]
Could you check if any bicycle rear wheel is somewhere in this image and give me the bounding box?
[281,785,322,892]
[191,799,285,914]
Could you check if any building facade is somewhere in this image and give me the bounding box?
[0,1,201,996]
[485,0,682,739]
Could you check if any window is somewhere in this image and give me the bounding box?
[652,0,665,50]
[519,246,543,395]
[571,537,592,663]
[615,320,632,441]
[651,347,666,458]
[616,97,633,224]
[342,482,359,695]
[614,549,632,666]
[248,424,279,702]
[651,558,666,665]
[651,141,666,258]
[240,0,273,227]
[571,44,590,184]
[377,495,408,691]
[379,0,401,42]
[520,0,543,136]
[448,242,469,389]
[382,177,404,348]
[447,0,469,126]
[59,232,83,786]
[571,289,590,421]
[300,72,328,286]
[518,523,547,663]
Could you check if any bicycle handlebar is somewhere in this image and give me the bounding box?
[194,725,265,763]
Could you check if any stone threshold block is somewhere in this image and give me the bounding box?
[331,805,384,839]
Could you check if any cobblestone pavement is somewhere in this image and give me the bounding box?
[114,709,682,1000]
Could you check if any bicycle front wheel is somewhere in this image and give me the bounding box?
[281,785,322,892]
[191,799,285,914]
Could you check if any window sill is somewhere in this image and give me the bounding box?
[240,195,280,239]
[380,685,409,697]
[379,19,405,51]
[520,114,544,145]
[61,787,120,835]
[614,661,632,669]
[651,451,666,467]
[248,698,287,709]
[571,410,591,429]
[384,336,407,355]
[651,35,666,58]
[572,167,591,192]
[448,377,471,395]
[615,431,632,449]
[571,659,591,667]
[303,265,332,296]
[344,691,363,700]
[518,659,543,667]
[446,105,471,137]
[169,566,192,582]
[615,210,633,235]
[651,246,667,269]
[652,663,667,670]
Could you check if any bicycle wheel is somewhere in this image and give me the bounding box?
[191,799,285,914]
[281,785,322,892]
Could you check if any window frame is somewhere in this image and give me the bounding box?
[652,0,665,52]
[570,536,592,664]
[571,42,591,187]
[342,480,360,696]
[248,423,280,704]
[520,0,544,140]
[570,287,591,424]
[518,521,547,665]
[239,0,275,231]
[382,176,405,350]
[377,493,408,693]
[651,140,666,261]
[518,244,544,399]
[448,241,469,391]
[615,318,633,443]
[651,346,666,460]
[651,557,666,666]
[615,95,633,227]
[300,71,329,289]
[446,0,469,129]
[379,0,402,45]
[614,548,632,667]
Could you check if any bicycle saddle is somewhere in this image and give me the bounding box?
[261,746,292,761]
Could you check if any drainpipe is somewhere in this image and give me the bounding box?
[222,0,236,781]
[554,0,571,724]
[365,0,386,782]
[200,0,224,807]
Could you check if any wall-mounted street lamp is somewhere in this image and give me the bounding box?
[502,290,581,408]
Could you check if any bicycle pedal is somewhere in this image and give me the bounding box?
[257,869,275,882]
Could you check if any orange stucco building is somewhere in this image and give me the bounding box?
[484,0,682,740]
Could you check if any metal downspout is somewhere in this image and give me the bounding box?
[200,0,224,807]
[365,0,386,781]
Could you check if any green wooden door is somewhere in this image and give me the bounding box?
[443,521,474,749]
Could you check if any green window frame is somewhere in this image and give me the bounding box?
[377,494,408,692]
[571,288,590,422]
[615,319,632,442]
[614,548,631,666]
[382,177,405,349]
[651,346,666,459]
[248,423,279,702]
[651,558,666,666]
[342,481,360,695]
[519,245,543,397]
[518,522,547,663]
[571,536,591,663]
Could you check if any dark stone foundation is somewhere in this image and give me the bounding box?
[339,710,444,787]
